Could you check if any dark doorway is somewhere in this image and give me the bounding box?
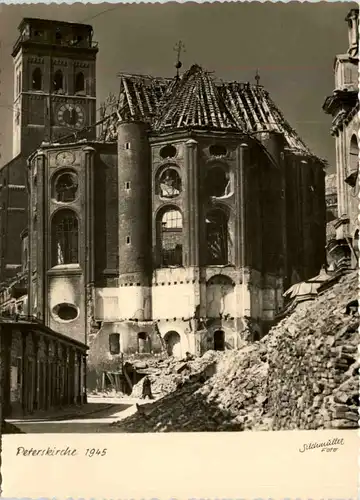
[214,330,225,351]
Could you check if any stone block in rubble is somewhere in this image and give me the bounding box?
[331,418,358,429]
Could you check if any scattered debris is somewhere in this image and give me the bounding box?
[111,271,358,432]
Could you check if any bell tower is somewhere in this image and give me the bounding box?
[11,17,98,158]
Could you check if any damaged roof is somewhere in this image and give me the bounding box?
[115,64,312,156]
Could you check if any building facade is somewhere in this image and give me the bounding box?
[0,317,87,418]
[323,8,359,269]
[1,18,328,388]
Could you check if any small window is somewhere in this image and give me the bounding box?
[125,142,131,150]
[109,333,120,355]
[158,168,181,198]
[53,171,78,203]
[138,332,151,354]
[55,29,62,42]
[160,145,177,159]
[125,181,131,190]
[126,236,131,245]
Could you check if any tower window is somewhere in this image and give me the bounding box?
[125,181,131,190]
[206,208,229,265]
[55,29,62,43]
[126,236,131,245]
[125,142,131,150]
[53,171,78,203]
[32,67,43,91]
[75,72,85,93]
[109,333,120,355]
[53,70,63,93]
[158,208,183,267]
[51,209,79,266]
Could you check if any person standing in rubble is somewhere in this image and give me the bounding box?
[142,376,154,400]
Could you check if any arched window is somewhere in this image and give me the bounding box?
[51,209,79,266]
[32,67,42,91]
[53,171,78,202]
[205,165,231,198]
[164,331,181,357]
[206,208,229,265]
[350,135,359,173]
[158,208,183,267]
[53,70,63,92]
[157,167,181,198]
[138,332,151,354]
[75,72,85,93]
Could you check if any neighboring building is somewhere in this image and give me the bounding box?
[325,173,338,242]
[323,8,359,269]
[1,18,328,388]
[0,317,87,418]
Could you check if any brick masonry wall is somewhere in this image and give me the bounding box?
[113,271,358,432]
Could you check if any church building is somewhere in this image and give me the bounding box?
[1,18,327,377]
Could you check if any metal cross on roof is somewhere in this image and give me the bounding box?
[174,40,186,78]
[255,68,261,86]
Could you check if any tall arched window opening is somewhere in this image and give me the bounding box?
[159,208,183,267]
[75,72,85,93]
[206,209,229,265]
[53,70,63,92]
[32,67,43,91]
[51,209,79,266]
[350,135,359,173]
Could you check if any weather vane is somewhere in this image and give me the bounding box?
[174,40,186,79]
[255,68,261,86]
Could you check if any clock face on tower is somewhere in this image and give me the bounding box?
[56,103,85,129]
[56,151,75,166]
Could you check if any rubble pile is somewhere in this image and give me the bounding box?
[265,270,359,430]
[112,271,358,432]
[130,350,223,399]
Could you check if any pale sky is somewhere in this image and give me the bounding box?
[0,1,357,170]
